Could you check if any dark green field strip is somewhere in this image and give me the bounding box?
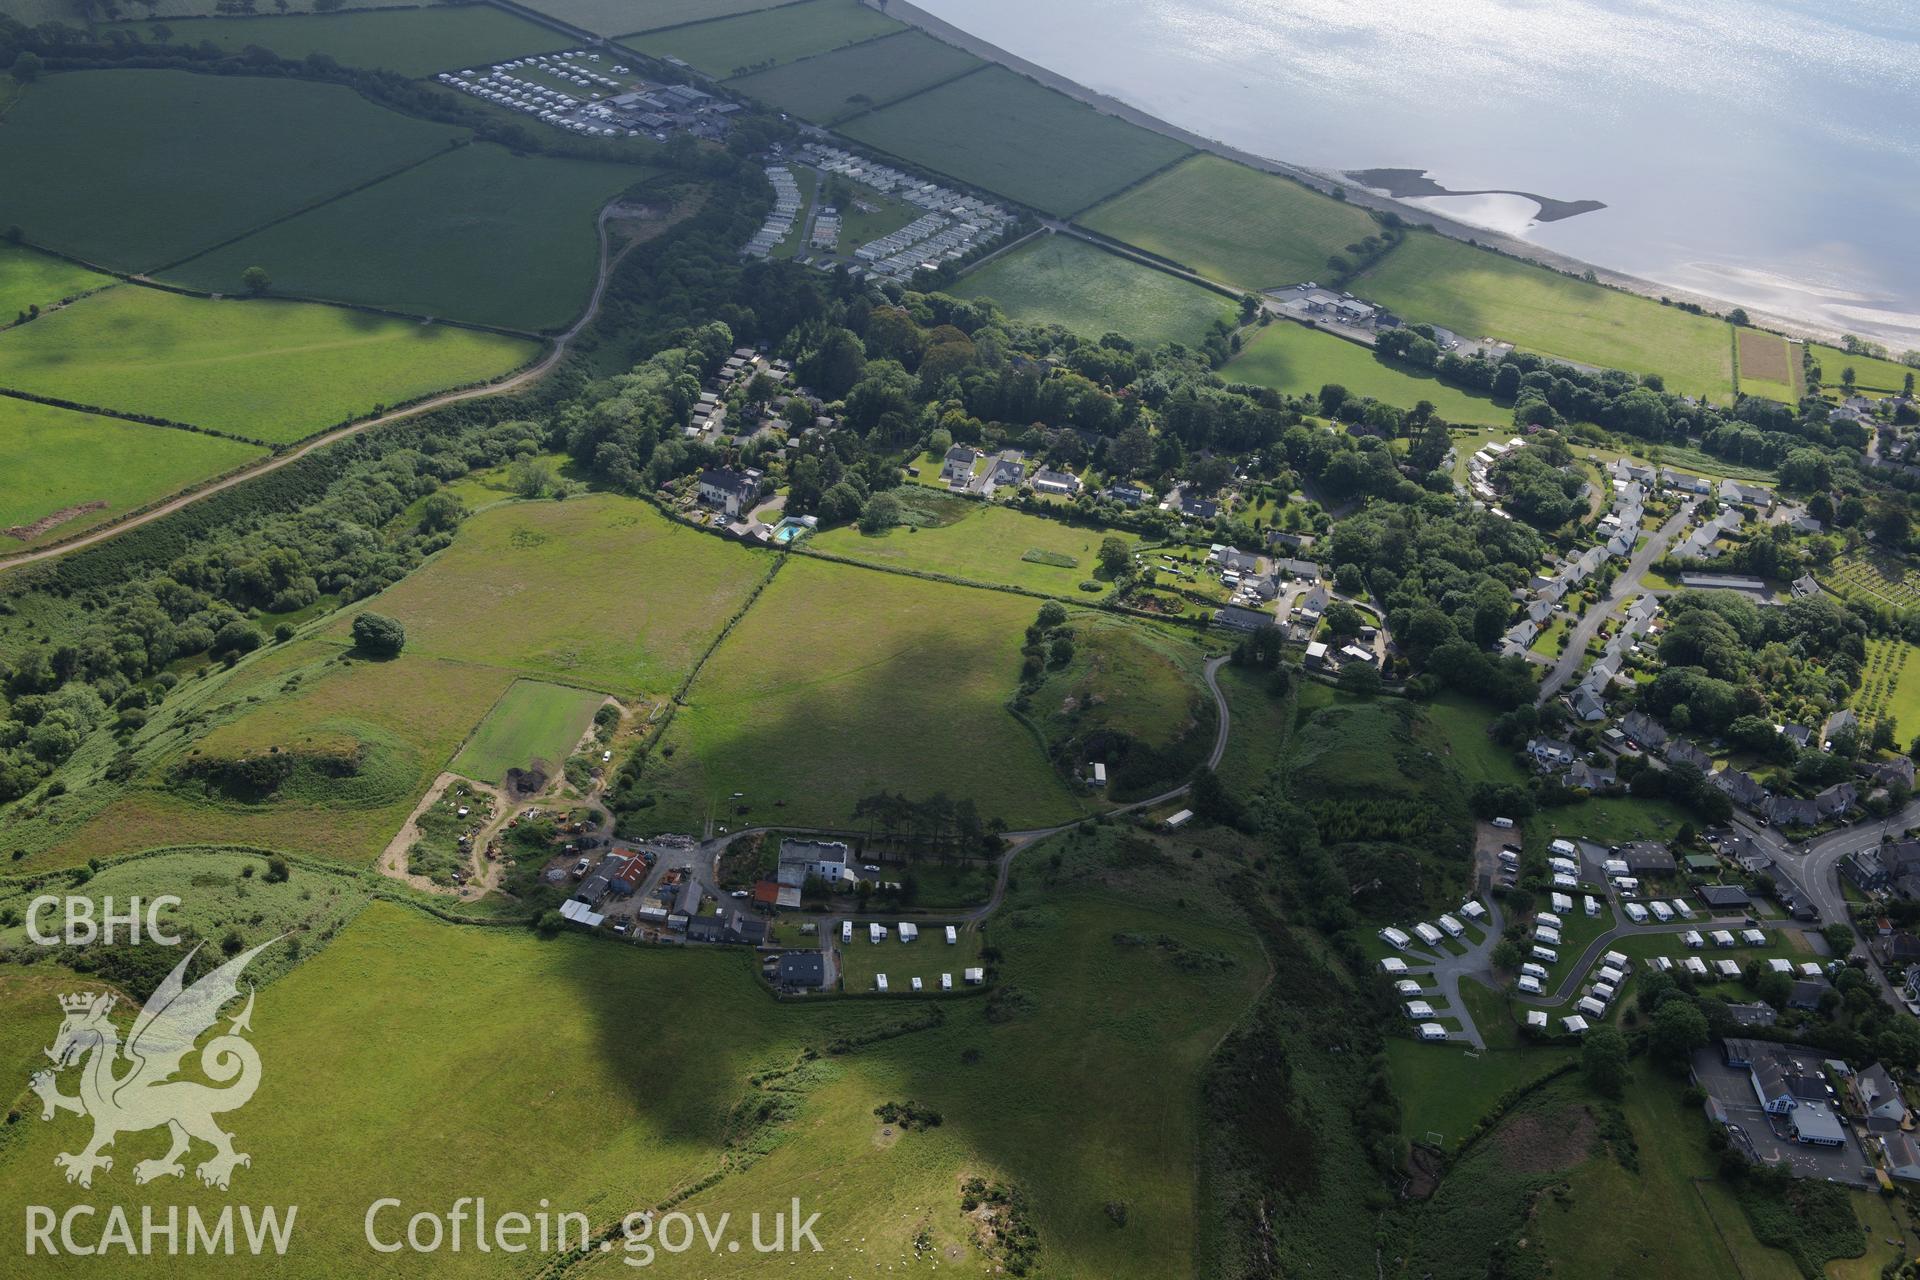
[724,28,984,124]
[0,69,467,274]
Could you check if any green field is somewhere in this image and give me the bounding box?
[108,6,568,75]
[331,494,772,698]
[1734,327,1799,403]
[1358,231,1736,400]
[1810,341,1916,399]
[955,235,1234,348]
[834,920,984,993]
[725,28,981,124]
[810,494,1130,596]
[516,0,787,36]
[638,556,1082,833]
[0,242,110,321]
[631,0,901,77]
[0,284,537,444]
[0,69,459,271]
[450,679,608,784]
[0,397,264,547]
[1081,154,1379,289]
[841,65,1192,216]
[1226,319,1508,425]
[1212,662,1296,799]
[25,640,518,869]
[166,144,644,331]
[1851,638,1920,741]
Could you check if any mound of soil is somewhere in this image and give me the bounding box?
[504,763,550,797]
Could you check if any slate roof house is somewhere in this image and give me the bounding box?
[697,467,762,519]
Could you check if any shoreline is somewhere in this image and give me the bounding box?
[865,0,1871,350]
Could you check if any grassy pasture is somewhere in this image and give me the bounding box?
[631,0,901,77]
[1358,231,1736,400]
[332,494,771,698]
[0,397,263,547]
[1810,341,1915,399]
[1227,319,1508,425]
[954,235,1234,348]
[0,241,110,320]
[1212,662,1295,799]
[810,495,1129,596]
[1081,154,1378,289]
[841,65,1192,216]
[1851,637,1920,741]
[637,556,1081,833]
[33,645,517,869]
[109,6,568,75]
[167,144,645,331]
[518,0,787,36]
[0,900,907,1280]
[1735,327,1799,403]
[834,920,983,993]
[450,678,607,783]
[0,284,537,443]
[725,28,981,124]
[0,69,459,271]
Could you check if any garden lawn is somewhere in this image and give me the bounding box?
[107,6,568,75]
[1082,154,1378,289]
[0,900,909,1280]
[1358,231,1735,400]
[1810,342,1915,399]
[637,557,1081,833]
[841,66,1192,216]
[725,29,981,125]
[810,498,1131,596]
[450,679,607,783]
[0,398,263,547]
[955,235,1233,348]
[631,0,901,77]
[0,69,459,271]
[1227,320,1507,425]
[0,285,537,444]
[332,494,771,698]
[166,144,645,331]
[0,242,110,320]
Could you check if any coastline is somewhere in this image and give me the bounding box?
[863,0,1862,349]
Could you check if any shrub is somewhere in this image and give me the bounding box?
[351,612,406,658]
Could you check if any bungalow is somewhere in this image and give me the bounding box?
[697,467,762,519]
[1212,605,1274,633]
[1272,556,1323,580]
[980,452,1026,495]
[1791,574,1822,600]
[1268,530,1317,554]
[1718,478,1775,509]
[1103,483,1148,507]
[1882,1132,1920,1183]
[1030,467,1083,497]
[1660,468,1712,495]
[1699,884,1751,910]
[1781,723,1815,749]
[775,951,826,989]
[1212,546,1262,575]
[1619,842,1675,875]
[1568,760,1617,790]
[940,444,981,484]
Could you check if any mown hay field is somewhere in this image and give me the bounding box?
[1227,319,1508,425]
[450,679,607,784]
[0,285,537,444]
[809,495,1130,597]
[953,235,1233,348]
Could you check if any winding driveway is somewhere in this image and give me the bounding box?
[0,202,632,575]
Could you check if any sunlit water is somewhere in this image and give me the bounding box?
[913,0,1920,348]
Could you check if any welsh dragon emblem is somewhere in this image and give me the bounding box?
[30,939,278,1190]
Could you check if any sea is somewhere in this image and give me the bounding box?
[912,0,1920,350]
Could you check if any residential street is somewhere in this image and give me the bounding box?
[1537,499,1696,702]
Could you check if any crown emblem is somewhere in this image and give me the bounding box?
[59,992,109,1013]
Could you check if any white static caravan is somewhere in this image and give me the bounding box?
[869,923,887,944]
[1531,945,1560,964]
[1379,927,1413,951]
[1592,982,1617,1003]
[1462,901,1488,922]
[963,967,985,984]
[1650,901,1674,922]
[1585,896,1601,917]
[1551,893,1575,913]
[1682,930,1705,949]
[1623,902,1649,923]
[1535,927,1563,947]
[1684,956,1710,977]
[876,974,889,992]
[1669,899,1693,918]
[1521,962,1548,980]
[1492,816,1516,829]
[1716,959,1742,979]
[1603,858,1630,878]
[1654,956,1674,972]
[1380,957,1409,975]
[1536,911,1563,929]
[1395,979,1423,996]
[911,976,923,991]
[941,973,952,990]
[1405,1000,1436,1019]
[1612,877,1640,895]
[1091,762,1107,787]
[1562,1015,1591,1035]
[1549,838,1578,858]
[1418,1023,1449,1042]
[1768,958,1794,974]
[1710,930,1737,948]
[1413,923,1445,946]
[1438,914,1465,938]
[1526,1010,1549,1030]
[1741,928,1767,946]
[1598,965,1626,987]
[1165,809,1194,829]
[1517,975,1544,994]
[841,920,853,944]
[1553,873,1578,889]
[898,923,919,943]
[1603,950,1628,969]
[945,925,958,945]
[1577,996,1608,1018]
[1800,962,1824,978]
[1548,857,1579,876]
